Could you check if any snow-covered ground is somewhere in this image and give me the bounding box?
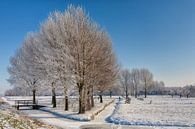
[0,97,56,129]
[107,96,195,129]
[2,96,118,128]
[3,96,116,121]
[2,96,195,129]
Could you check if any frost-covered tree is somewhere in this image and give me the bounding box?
[182,85,192,98]
[131,69,140,98]
[140,68,153,98]
[148,80,165,95]
[93,37,118,104]
[8,33,43,108]
[48,6,118,113]
[8,5,118,113]
[39,13,74,110]
[119,69,132,100]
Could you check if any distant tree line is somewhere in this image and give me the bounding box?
[167,85,195,98]
[118,68,195,101]
[119,68,162,100]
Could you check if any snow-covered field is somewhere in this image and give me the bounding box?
[1,96,195,129]
[107,96,195,128]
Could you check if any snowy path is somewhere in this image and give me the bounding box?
[20,100,117,129]
[92,101,116,122]
[22,109,83,129]
[22,99,151,129]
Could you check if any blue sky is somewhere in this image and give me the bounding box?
[0,0,194,94]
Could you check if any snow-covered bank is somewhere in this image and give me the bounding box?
[0,109,58,129]
[0,97,56,129]
[106,96,195,128]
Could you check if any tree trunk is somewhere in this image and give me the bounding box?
[125,86,128,100]
[52,87,56,108]
[78,84,85,114]
[144,88,147,98]
[91,87,94,107]
[91,94,94,108]
[85,89,91,111]
[79,94,83,113]
[65,95,68,111]
[32,89,36,109]
[99,94,103,103]
[64,88,68,111]
[135,85,138,98]
[110,91,112,98]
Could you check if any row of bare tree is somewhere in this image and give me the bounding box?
[119,68,165,100]
[7,6,118,113]
[169,85,194,98]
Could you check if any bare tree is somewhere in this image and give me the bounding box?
[182,85,192,98]
[140,68,153,98]
[53,6,118,113]
[8,5,118,114]
[39,11,75,110]
[177,87,183,98]
[119,69,132,100]
[131,69,140,98]
[149,80,165,95]
[7,34,43,108]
